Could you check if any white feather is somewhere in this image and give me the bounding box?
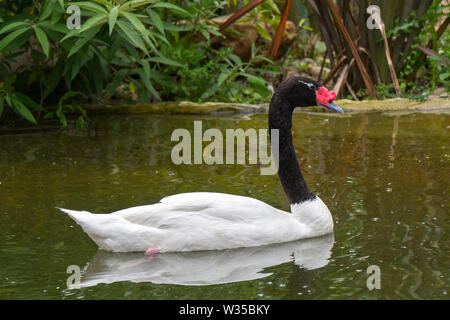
[59,192,333,253]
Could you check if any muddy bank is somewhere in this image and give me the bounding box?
[82,96,450,115]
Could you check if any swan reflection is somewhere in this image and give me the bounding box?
[78,234,334,287]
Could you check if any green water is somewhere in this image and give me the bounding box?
[0,110,448,299]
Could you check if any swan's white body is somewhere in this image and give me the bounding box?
[59,192,333,253]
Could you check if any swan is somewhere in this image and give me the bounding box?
[59,76,343,253]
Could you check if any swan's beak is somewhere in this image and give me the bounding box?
[322,101,344,113]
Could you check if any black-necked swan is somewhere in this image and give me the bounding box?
[59,76,343,253]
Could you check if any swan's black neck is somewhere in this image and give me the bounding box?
[269,92,315,205]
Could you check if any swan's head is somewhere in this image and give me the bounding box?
[277,76,343,113]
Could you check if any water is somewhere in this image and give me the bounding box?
[0,110,448,299]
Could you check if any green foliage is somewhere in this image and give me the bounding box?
[398,0,450,97]
[0,0,272,126]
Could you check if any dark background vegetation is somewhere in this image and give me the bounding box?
[0,0,448,126]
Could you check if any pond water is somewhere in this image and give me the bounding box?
[0,110,448,299]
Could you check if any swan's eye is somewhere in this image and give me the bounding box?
[298,80,316,90]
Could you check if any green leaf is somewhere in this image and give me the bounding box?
[105,68,128,98]
[39,21,68,34]
[33,27,50,58]
[240,72,267,86]
[56,106,67,127]
[147,9,164,35]
[58,91,83,108]
[0,21,28,36]
[255,24,271,41]
[142,60,151,80]
[14,93,42,111]
[218,71,231,86]
[70,1,108,14]
[116,20,149,55]
[68,26,101,57]
[41,0,56,20]
[51,5,64,24]
[79,14,107,34]
[148,56,185,67]
[137,69,160,100]
[228,54,242,66]
[60,28,81,42]
[70,53,83,81]
[121,11,147,37]
[43,59,64,99]
[90,0,113,9]
[121,0,157,11]
[151,2,190,16]
[108,6,119,35]
[11,97,37,124]
[0,27,30,52]
[439,72,449,81]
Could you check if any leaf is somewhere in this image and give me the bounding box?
[137,69,160,100]
[255,24,271,41]
[142,60,151,80]
[121,11,148,38]
[218,71,231,86]
[56,106,67,127]
[33,27,50,58]
[0,21,28,36]
[108,6,119,35]
[43,59,64,99]
[14,93,42,111]
[151,2,190,16]
[228,53,242,66]
[41,0,56,20]
[239,72,267,86]
[10,97,37,124]
[147,9,164,35]
[79,14,107,34]
[60,28,81,42]
[51,5,64,25]
[58,91,83,108]
[0,27,30,52]
[105,68,128,98]
[439,72,449,81]
[148,56,185,67]
[116,20,149,55]
[70,53,83,81]
[161,22,189,32]
[121,0,158,11]
[68,26,101,57]
[70,1,108,14]
[90,0,113,9]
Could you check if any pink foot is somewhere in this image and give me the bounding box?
[145,247,160,255]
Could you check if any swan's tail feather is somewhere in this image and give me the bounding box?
[58,207,113,250]
[57,207,92,223]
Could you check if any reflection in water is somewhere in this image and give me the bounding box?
[79,234,334,287]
